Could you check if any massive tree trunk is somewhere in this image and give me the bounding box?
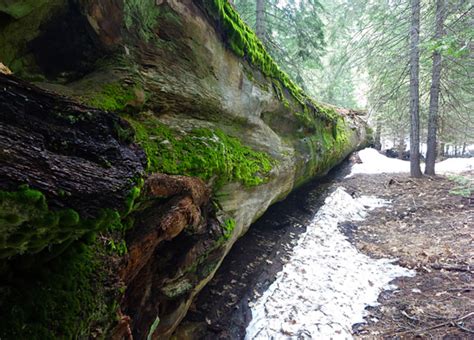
[409,0,423,178]
[0,1,369,339]
[425,0,446,175]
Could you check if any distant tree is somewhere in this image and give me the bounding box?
[409,0,423,177]
[234,0,325,89]
[425,0,446,175]
[256,0,266,38]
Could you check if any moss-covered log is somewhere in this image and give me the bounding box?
[0,0,370,339]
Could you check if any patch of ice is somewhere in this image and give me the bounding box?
[245,187,414,339]
[348,148,474,177]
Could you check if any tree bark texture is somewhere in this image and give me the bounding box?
[425,0,446,175]
[409,0,423,177]
[0,74,146,217]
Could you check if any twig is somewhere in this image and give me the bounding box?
[385,311,474,336]
[431,263,471,272]
[411,196,417,209]
[401,310,419,322]
[447,286,474,293]
[455,322,474,334]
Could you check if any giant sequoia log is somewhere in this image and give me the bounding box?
[0,1,369,339]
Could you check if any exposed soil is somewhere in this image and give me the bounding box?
[174,160,473,339]
[347,173,473,339]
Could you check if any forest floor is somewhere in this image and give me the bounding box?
[348,172,473,339]
[175,154,473,339]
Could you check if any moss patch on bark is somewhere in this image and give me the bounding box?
[125,112,274,188]
[0,240,120,339]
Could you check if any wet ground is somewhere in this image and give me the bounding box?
[173,156,473,339]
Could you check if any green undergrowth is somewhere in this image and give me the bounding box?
[125,113,274,188]
[448,174,472,198]
[204,0,338,127]
[0,183,142,259]
[0,240,119,339]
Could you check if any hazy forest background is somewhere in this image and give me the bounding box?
[232,0,473,162]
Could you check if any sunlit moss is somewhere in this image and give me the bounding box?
[204,0,339,129]
[86,83,136,112]
[125,113,275,188]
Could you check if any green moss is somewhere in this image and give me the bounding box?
[222,218,235,240]
[296,116,351,186]
[0,241,119,339]
[87,83,136,112]
[0,183,143,259]
[204,1,344,130]
[0,182,143,337]
[125,113,274,188]
[205,0,302,99]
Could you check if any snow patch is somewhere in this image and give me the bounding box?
[436,157,474,174]
[245,187,414,339]
[349,148,474,177]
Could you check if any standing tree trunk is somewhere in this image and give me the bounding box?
[425,0,446,175]
[256,0,266,39]
[409,0,423,177]
[398,132,406,159]
[374,118,382,150]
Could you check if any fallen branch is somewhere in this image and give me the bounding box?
[431,263,471,272]
[385,311,474,336]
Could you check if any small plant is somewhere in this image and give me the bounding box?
[107,239,128,256]
[448,175,472,198]
[222,218,236,240]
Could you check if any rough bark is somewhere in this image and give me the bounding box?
[0,74,146,217]
[425,0,446,175]
[409,0,423,178]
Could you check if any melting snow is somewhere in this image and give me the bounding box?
[349,148,474,177]
[245,148,473,339]
[245,188,414,339]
